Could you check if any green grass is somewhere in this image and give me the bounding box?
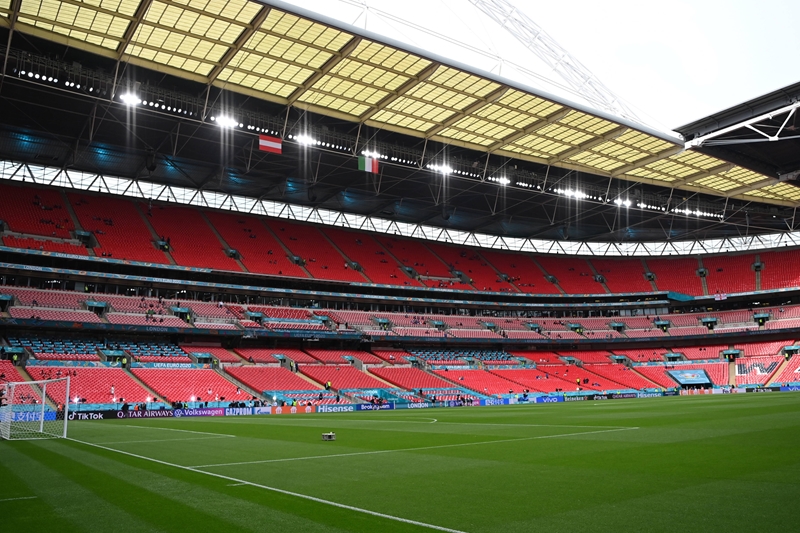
[2,393,800,532]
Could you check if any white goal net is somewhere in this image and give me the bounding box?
[0,377,69,440]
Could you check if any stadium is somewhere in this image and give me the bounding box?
[1,0,799,531]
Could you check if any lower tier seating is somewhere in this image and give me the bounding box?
[225,366,321,392]
[300,365,389,390]
[27,366,150,404]
[370,367,456,390]
[433,369,523,395]
[132,369,240,403]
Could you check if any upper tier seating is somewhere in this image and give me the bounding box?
[202,210,308,277]
[106,313,188,327]
[424,242,514,292]
[184,301,240,320]
[735,356,784,386]
[225,366,321,392]
[10,308,103,323]
[300,365,389,390]
[233,347,317,364]
[535,256,602,294]
[303,349,383,365]
[0,183,74,238]
[3,236,88,255]
[248,306,311,320]
[144,204,241,271]
[375,236,464,284]
[504,330,546,339]
[313,309,374,326]
[27,366,150,403]
[590,258,653,293]
[702,254,756,294]
[369,367,456,390]
[321,227,421,286]
[479,250,560,294]
[433,368,523,395]
[68,192,168,263]
[132,369,240,402]
[264,220,364,283]
[180,346,242,363]
[194,322,240,330]
[609,348,667,363]
[447,329,502,339]
[645,257,704,295]
[734,341,787,357]
[760,249,800,290]
[675,345,727,360]
[0,286,88,309]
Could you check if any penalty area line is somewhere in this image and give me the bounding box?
[0,496,38,503]
[66,438,469,533]
[192,426,639,469]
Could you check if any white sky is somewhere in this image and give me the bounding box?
[282,0,800,136]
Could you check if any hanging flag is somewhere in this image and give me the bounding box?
[258,135,282,154]
[358,155,379,173]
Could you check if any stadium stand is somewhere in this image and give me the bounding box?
[180,346,242,363]
[2,235,88,255]
[32,352,100,362]
[632,366,682,389]
[9,308,103,323]
[369,367,456,390]
[0,286,88,309]
[702,254,757,294]
[479,250,560,294]
[645,257,704,295]
[370,349,409,364]
[375,235,470,289]
[0,183,74,238]
[233,348,318,365]
[490,368,578,393]
[735,356,783,386]
[581,364,659,390]
[27,366,150,404]
[589,258,654,293]
[424,242,514,292]
[300,365,389,390]
[225,366,321,393]
[771,356,800,384]
[433,369,523,395]
[535,256,601,294]
[132,369,240,403]
[759,249,800,290]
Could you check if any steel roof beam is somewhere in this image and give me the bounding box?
[724,178,781,197]
[287,36,362,106]
[610,145,684,177]
[359,63,440,122]
[206,6,271,85]
[669,163,735,188]
[423,86,509,137]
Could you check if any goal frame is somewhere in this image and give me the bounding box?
[0,376,70,440]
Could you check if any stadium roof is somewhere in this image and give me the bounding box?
[0,0,794,206]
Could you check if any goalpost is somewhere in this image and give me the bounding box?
[0,376,69,440]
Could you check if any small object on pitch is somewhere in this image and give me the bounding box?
[322,432,336,441]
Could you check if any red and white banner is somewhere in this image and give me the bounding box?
[258,135,282,154]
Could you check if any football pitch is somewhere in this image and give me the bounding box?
[2,393,799,532]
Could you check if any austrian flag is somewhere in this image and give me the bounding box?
[358,155,379,173]
[258,135,282,154]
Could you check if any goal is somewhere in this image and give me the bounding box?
[0,377,69,440]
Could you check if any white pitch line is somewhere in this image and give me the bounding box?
[191,427,639,469]
[67,438,469,533]
[252,418,630,429]
[108,423,237,438]
[227,483,247,487]
[93,435,235,445]
[0,496,38,503]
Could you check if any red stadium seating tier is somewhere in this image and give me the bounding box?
[67,192,169,263]
[180,346,243,363]
[609,349,669,363]
[308,350,384,365]
[446,329,501,339]
[735,356,784,386]
[589,258,654,293]
[105,313,188,328]
[581,364,659,390]
[507,351,562,364]
[135,356,193,363]
[143,204,242,271]
[555,350,614,364]
[33,352,100,361]
[247,306,311,320]
[9,308,104,323]
[225,366,321,392]
[424,242,515,292]
[300,365,389,390]
[0,360,27,385]
[671,363,729,386]
[313,309,374,326]
[370,350,411,364]
[702,254,756,294]
[131,369,240,403]
[528,364,620,391]
[233,348,318,364]
[503,331,545,339]
[185,301,240,319]
[370,367,456,390]
[772,355,800,384]
[734,341,788,357]
[194,322,239,331]
[644,257,704,296]
[202,210,308,277]
[479,250,561,294]
[322,227,422,287]
[0,286,88,309]
[374,236,458,281]
[632,366,682,388]
[534,256,604,294]
[263,220,365,283]
[759,249,800,290]
[674,345,728,360]
[489,368,577,393]
[27,366,151,403]
[433,369,524,395]
[96,294,180,314]
[0,183,74,238]
[3,236,88,255]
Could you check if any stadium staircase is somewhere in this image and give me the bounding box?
[755,254,762,291]
[529,257,566,295]
[767,358,793,386]
[134,203,177,265]
[697,257,710,296]
[363,369,397,388]
[124,368,167,403]
[199,211,249,272]
[261,220,316,279]
[318,231,372,283]
[728,360,736,386]
[630,368,666,388]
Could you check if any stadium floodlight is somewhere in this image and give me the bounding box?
[428,163,453,175]
[294,134,316,146]
[214,115,238,128]
[119,93,141,106]
[614,198,631,207]
[488,176,510,185]
[0,377,69,440]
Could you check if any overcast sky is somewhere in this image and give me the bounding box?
[283,0,800,135]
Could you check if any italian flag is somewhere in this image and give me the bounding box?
[258,135,282,154]
[358,156,379,173]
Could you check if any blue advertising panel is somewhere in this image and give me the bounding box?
[667,369,712,385]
